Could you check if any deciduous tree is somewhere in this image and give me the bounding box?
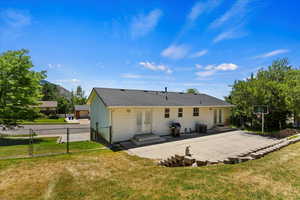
[0,49,46,127]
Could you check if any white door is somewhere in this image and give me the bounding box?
[136,111,142,133]
[213,109,218,125]
[143,110,152,133]
[136,110,152,134]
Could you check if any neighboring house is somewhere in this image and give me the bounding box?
[74,105,90,119]
[36,101,57,115]
[87,88,234,143]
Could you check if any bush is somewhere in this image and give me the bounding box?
[48,115,59,119]
[273,129,299,138]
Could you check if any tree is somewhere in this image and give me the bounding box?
[226,58,300,131]
[41,82,58,101]
[0,49,46,127]
[186,88,199,94]
[73,85,87,105]
[57,96,72,115]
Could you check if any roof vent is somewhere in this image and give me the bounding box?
[165,87,168,101]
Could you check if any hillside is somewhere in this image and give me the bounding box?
[40,80,72,99]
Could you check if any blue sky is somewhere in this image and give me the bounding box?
[0,0,299,99]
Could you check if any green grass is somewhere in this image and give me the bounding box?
[288,135,299,140]
[20,118,69,125]
[0,137,103,158]
[0,133,37,137]
[1,142,300,200]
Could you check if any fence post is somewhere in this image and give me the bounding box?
[109,126,112,144]
[90,127,93,141]
[96,122,99,142]
[66,128,70,153]
[28,129,33,157]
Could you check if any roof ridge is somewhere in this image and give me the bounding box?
[93,87,191,94]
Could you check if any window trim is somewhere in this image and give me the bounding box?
[178,108,183,118]
[164,108,170,118]
[218,109,222,123]
[193,107,199,116]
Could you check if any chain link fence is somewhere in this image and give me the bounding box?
[0,127,104,159]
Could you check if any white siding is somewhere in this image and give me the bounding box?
[90,92,110,142]
[111,108,136,142]
[110,106,231,142]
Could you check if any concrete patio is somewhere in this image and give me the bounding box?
[125,130,280,161]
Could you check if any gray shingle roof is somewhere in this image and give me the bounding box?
[74,105,90,111]
[93,88,233,107]
[37,101,57,108]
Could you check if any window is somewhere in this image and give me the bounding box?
[219,109,222,123]
[214,109,217,124]
[178,108,183,118]
[193,108,199,116]
[164,108,170,118]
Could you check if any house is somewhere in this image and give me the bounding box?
[87,88,233,143]
[36,101,57,115]
[74,105,90,119]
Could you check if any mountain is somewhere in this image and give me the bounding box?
[41,80,72,99]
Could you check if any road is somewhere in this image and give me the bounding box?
[1,124,90,136]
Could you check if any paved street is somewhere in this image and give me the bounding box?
[1,124,90,135]
[126,130,279,161]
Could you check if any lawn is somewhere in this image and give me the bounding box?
[1,142,300,199]
[0,137,102,158]
[20,118,69,125]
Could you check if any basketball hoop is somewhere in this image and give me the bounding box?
[253,105,269,134]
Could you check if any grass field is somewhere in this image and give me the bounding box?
[20,118,69,125]
[0,137,102,158]
[1,142,300,200]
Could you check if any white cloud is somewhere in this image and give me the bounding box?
[215,63,238,71]
[121,73,142,79]
[210,0,251,28]
[139,61,172,74]
[195,64,202,69]
[0,9,32,42]
[48,64,62,69]
[188,0,222,22]
[254,49,290,59]
[196,63,238,77]
[56,79,80,84]
[213,28,247,43]
[161,44,189,59]
[204,64,215,70]
[130,9,163,38]
[196,70,216,77]
[190,49,208,58]
[1,9,31,28]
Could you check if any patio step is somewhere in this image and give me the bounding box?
[131,133,166,146]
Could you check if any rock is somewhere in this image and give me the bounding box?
[239,156,253,162]
[191,162,198,167]
[184,156,196,166]
[175,154,184,161]
[196,160,207,166]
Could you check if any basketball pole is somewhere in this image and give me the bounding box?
[262,112,264,134]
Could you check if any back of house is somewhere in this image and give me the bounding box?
[87,88,233,143]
